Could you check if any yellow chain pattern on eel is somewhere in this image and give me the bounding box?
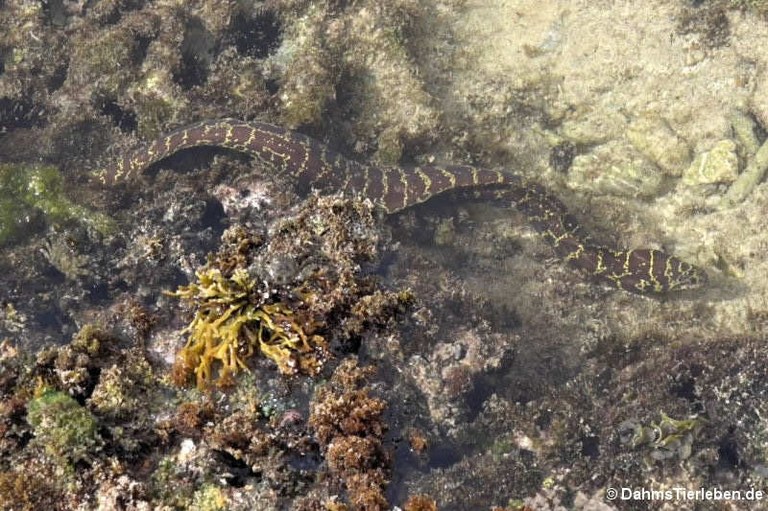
[95,119,707,295]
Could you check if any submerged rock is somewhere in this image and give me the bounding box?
[626,114,692,177]
[568,140,664,198]
[682,138,740,186]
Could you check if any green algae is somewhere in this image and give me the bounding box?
[0,163,114,245]
[26,388,102,465]
[0,195,39,246]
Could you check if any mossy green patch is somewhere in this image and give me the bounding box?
[0,163,115,245]
[26,388,103,464]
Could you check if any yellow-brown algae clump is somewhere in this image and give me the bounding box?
[169,267,328,388]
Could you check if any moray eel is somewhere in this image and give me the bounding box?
[95,119,707,295]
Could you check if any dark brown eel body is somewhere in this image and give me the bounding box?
[96,119,707,295]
